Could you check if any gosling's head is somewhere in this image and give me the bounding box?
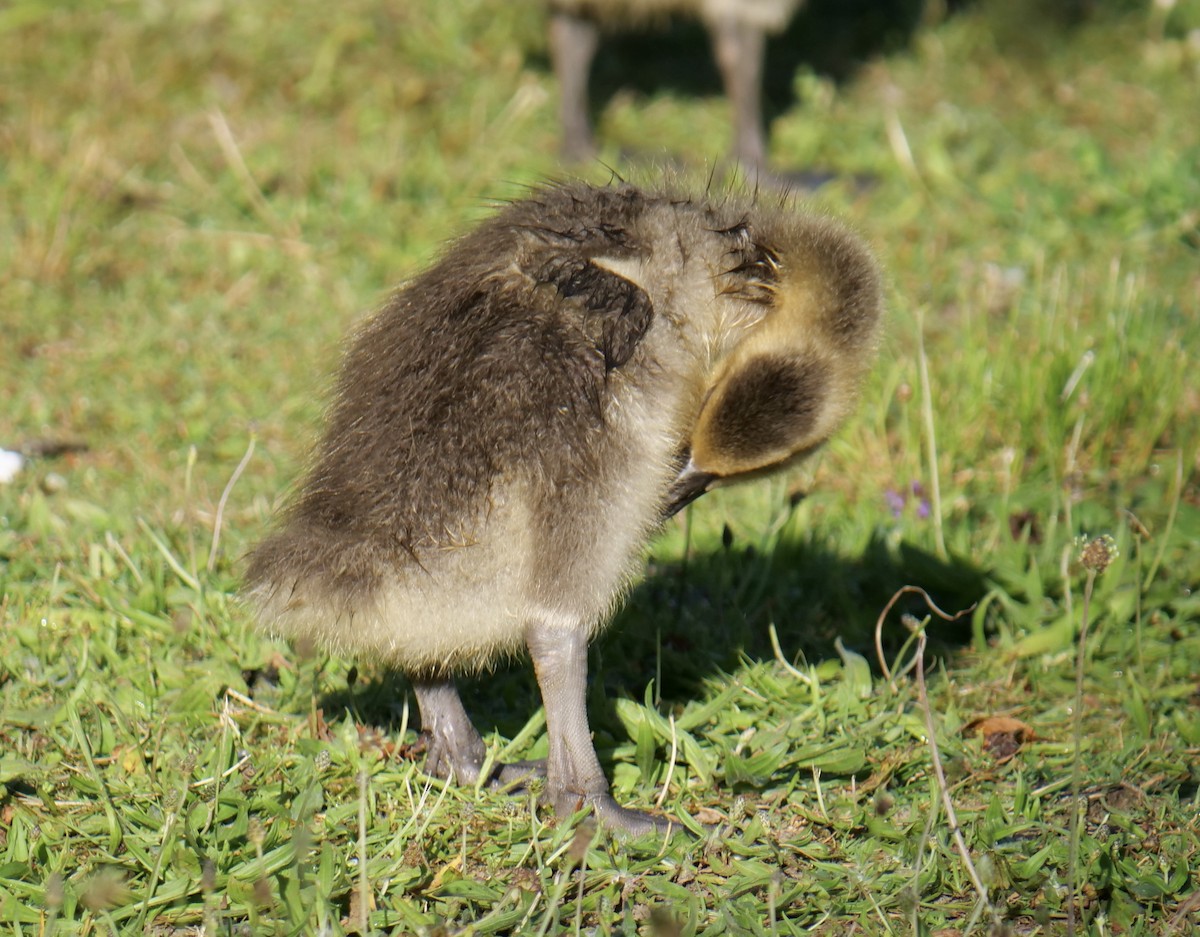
[668,208,883,508]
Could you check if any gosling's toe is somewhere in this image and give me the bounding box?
[492,758,548,792]
[551,789,681,838]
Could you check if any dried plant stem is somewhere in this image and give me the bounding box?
[883,91,921,185]
[208,107,296,238]
[134,768,191,935]
[913,624,999,928]
[874,585,975,690]
[915,307,947,560]
[357,770,371,933]
[1067,567,1098,937]
[139,517,200,591]
[1062,415,1085,537]
[208,434,256,572]
[770,622,813,685]
[1060,544,1075,628]
[1142,450,1183,592]
[655,713,679,809]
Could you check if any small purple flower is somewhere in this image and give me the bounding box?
[885,481,930,520]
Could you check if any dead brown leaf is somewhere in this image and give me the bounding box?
[693,806,726,826]
[963,715,1036,763]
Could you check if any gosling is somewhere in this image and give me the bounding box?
[245,180,883,835]
[549,0,805,174]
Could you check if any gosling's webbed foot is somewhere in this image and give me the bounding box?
[492,758,547,791]
[413,677,489,784]
[551,789,680,838]
[422,741,546,793]
[420,728,487,785]
[413,679,549,792]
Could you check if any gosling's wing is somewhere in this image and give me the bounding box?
[531,252,654,372]
[511,184,656,374]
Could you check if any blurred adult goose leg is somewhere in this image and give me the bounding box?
[550,9,601,161]
[709,13,769,174]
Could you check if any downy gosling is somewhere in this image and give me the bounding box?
[245,180,883,836]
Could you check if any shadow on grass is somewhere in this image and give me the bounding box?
[315,525,986,751]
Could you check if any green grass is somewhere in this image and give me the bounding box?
[2,0,1199,933]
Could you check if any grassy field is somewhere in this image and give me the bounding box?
[2,0,1199,933]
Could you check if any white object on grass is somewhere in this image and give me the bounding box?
[0,449,24,484]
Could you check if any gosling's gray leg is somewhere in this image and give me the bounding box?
[527,622,674,836]
[412,678,488,783]
[549,9,600,161]
[708,14,768,174]
[412,678,545,788]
